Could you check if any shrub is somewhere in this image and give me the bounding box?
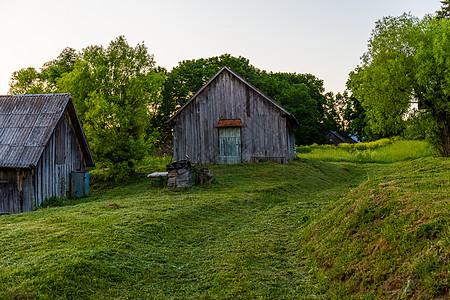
[39,196,68,208]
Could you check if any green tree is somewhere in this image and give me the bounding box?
[9,67,46,94]
[9,47,78,95]
[414,17,450,155]
[437,0,450,19]
[41,47,79,89]
[348,14,450,156]
[258,72,330,144]
[58,36,165,179]
[333,91,367,141]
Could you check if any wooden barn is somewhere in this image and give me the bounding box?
[167,67,299,164]
[0,94,94,214]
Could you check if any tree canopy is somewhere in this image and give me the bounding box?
[9,48,78,95]
[437,0,450,19]
[58,36,165,179]
[348,13,450,156]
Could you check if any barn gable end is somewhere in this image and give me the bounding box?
[168,67,298,164]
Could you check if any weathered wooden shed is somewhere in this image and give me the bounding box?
[167,67,299,164]
[0,94,94,214]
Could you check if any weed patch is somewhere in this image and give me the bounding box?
[297,139,434,163]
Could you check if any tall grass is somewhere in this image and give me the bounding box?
[136,155,172,169]
[297,139,434,163]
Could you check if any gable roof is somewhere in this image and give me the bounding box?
[167,66,299,126]
[0,94,94,168]
[327,131,356,144]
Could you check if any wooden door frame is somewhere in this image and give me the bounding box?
[217,127,242,164]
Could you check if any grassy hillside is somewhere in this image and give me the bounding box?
[300,157,449,299]
[0,140,448,299]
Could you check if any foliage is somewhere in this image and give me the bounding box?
[258,71,331,145]
[436,0,450,19]
[57,36,165,181]
[8,37,165,180]
[190,162,215,185]
[347,14,419,140]
[8,48,78,95]
[404,110,441,143]
[38,196,69,208]
[413,17,450,156]
[348,14,450,156]
[333,91,367,141]
[9,67,47,95]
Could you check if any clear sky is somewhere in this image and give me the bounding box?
[0,0,442,95]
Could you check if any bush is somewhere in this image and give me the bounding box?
[39,196,68,208]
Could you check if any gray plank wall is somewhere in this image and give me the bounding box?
[173,70,296,164]
[32,109,83,209]
[0,169,20,213]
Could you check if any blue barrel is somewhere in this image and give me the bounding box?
[70,170,89,197]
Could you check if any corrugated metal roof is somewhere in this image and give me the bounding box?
[0,94,94,168]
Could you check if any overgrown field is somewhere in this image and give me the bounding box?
[0,140,448,299]
[297,138,434,163]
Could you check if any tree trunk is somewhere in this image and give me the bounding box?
[437,113,450,157]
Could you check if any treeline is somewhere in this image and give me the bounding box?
[346,1,450,156]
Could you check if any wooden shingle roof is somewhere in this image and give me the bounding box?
[0,94,94,168]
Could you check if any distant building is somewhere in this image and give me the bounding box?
[0,94,94,214]
[325,131,358,146]
[167,67,299,164]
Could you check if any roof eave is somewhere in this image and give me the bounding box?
[167,66,230,124]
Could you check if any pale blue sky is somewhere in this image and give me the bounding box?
[0,0,442,95]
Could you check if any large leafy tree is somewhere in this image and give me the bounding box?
[414,17,450,155]
[348,14,450,156]
[257,71,330,144]
[333,91,367,141]
[58,36,165,179]
[9,48,78,95]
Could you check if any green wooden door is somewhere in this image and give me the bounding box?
[219,127,242,164]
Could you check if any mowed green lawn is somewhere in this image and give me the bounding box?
[0,140,448,299]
